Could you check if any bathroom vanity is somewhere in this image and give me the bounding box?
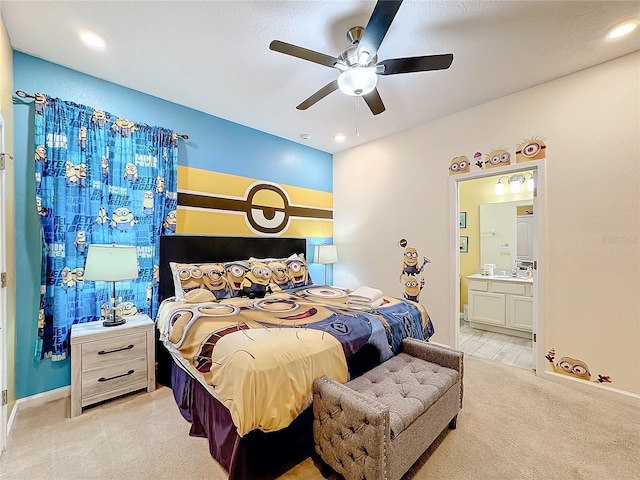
[466,274,533,339]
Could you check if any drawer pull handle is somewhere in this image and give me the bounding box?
[98,370,135,382]
[98,344,134,355]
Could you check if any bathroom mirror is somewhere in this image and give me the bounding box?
[479,200,533,271]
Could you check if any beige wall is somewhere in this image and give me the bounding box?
[0,12,16,414]
[334,53,640,396]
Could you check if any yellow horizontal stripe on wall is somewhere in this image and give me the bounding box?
[177,207,333,237]
[177,207,251,236]
[177,165,333,209]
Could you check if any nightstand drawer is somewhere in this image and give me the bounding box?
[81,332,147,371]
[81,356,148,399]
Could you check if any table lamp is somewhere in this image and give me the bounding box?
[315,244,338,286]
[84,244,138,327]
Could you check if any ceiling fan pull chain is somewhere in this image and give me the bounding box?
[355,96,360,137]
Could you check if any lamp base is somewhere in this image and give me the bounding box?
[103,317,126,327]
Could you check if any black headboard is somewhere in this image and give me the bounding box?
[158,235,307,302]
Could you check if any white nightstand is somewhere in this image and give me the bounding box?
[70,314,156,417]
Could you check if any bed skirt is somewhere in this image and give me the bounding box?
[171,362,315,479]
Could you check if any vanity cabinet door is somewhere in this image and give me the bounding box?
[469,291,506,326]
[508,294,533,331]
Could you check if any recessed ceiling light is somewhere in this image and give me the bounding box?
[334,134,346,142]
[79,29,108,50]
[607,21,638,40]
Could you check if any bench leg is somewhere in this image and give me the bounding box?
[448,414,458,430]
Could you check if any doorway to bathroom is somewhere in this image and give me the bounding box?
[450,162,546,375]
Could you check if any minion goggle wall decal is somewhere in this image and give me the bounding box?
[178,181,332,235]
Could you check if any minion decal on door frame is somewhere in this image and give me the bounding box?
[449,136,546,174]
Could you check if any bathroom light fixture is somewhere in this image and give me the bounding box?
[337,67,377,96]
[79,29,108,50]
[494,173,534,195]
[495,176,508,195]
[510,175,524,193]
[334,134,346,142]
[525,172,535,192]
[608,21,638,39]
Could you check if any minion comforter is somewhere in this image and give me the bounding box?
[158,286,434,436]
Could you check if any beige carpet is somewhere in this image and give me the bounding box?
[1,356,639,480]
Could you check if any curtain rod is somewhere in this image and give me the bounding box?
[15,90,189,140]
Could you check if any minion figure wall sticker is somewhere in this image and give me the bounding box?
[546,349,611,384]
[516,136,546,163]
[482,147,512,169]
[401,275,425,302]
[448,155,471,175]
[398,238,431,302]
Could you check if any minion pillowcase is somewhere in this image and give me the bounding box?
[169,262,231,302]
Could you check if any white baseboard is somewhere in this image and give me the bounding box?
[8,386,70,434]
[543,371,640,406]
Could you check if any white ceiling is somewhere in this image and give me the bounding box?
[2,1,639,154]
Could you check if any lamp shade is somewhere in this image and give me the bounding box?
[84,244,139,282]
[315,244,338,265]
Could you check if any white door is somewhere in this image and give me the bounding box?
[0,114,7,455]
[517,214,534,260]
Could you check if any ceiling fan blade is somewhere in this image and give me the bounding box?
[378,54,454,75]
[363,88,386,115]
[357,0,403,60]
[270,40,341,68]
[296,80,339,110]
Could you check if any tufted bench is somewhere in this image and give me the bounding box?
[312,338,463,480]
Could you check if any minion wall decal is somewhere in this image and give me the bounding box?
[449,155,471,175]
[401,275,425,302]
[546,349,611,384]
[483,147,512,169]
[516,136,546,163]
[448,137,546,175]
[397,239,431,302]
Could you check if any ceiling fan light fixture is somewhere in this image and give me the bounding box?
[337,67,377,96]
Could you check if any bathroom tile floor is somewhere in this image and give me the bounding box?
[459,321,533,370]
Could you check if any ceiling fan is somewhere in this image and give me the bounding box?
[269,0,453,115]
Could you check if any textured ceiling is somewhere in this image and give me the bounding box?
[2,1,639,154]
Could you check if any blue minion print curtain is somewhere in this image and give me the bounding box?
[33,93,178,361]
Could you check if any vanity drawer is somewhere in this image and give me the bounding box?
[81,332,147,371]
[468,280,489,292]
[492,282,526,295]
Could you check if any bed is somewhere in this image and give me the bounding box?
[156,235,435,479]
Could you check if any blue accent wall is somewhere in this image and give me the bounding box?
[13,52,333,398]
